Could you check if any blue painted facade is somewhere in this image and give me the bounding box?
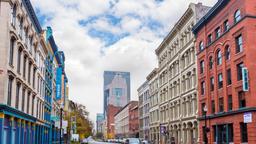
[47,27,67,144]
[0,105,37,144]
[0,0,68,142]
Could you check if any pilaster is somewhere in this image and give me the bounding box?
[0,113,5,144]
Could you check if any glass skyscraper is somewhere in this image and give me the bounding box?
[103,71,131,117]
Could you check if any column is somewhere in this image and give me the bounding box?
[178,129,181,144]
[21,120,25,144]
[10,117,14,144]
[27,122,31,144]
[187,128,191,144]
[0,113,4,144]
[32,124,35,144]
[182,128,185,144]
[186,100,189,117]
[49,126,52,144]
[42,126,44,144]
[16,119,21,144]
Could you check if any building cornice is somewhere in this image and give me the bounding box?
[155,4,194,55]
[198,107,256,121]
[146,68,158,81]
[192,0,229,35]
[22,0,42,33]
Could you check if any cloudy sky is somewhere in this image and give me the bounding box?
[31,0,216,124]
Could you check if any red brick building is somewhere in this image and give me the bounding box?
[193,0,256,143]
[107,104,122,139]
[129,102,139,138]
[114,101,139,138]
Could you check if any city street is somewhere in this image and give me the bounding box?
[2,0,256,143]
[84,137,117,144]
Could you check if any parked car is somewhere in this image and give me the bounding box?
[125,138,141,144]
[141,140,149,144]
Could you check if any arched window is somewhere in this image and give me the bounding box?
[234,9,241,23]
[11,4,17,26]
[225,46,231,60]
[217,50,222,65]
[199,41,204,51]
[209,56,213,69]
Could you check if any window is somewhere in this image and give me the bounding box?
[11,4,17,26]
[227,69,232,85]
[217,50,222,65]
[209,56,213,69]
[25,28,29,46]
[215,27,221,39]
[29,37,33,53]
[33,68,36,88]
[15,83,20,109]
[9,38,15,66]
[224,20,229,32]
[228,95,232,111]
[219,97,224,112]
[36,99,39,118]
[199,41,204,51]
[28,62,32,84]
[27,91,30,114]
[17,48,22,73]
[225,46,230,60]
[210,77,214,91]
[19,18,24,38]
[201,103,206,115]
[23,55,27,79]
[208,34,212,45]
[200,60,204,74]
[238,91,246,108]
[234,10,241,23]
[237,62,244,81]
[218,73,223,89]
[228,124,234,142]
[22,88,25,111]
[211,100,215,113]
[7,76,14,106]
[201,81,205,95]
[240,123,248,142]
[236,35,243,53]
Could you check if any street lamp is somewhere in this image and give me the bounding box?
[203,105,209,144]
[59,106,63,144]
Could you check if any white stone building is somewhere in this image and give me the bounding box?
[147,68,159,144]
[138,81,150,141]
[153,3,211,144]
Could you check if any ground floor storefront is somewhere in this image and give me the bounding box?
[149,126,159,144]
[159,121,198,144]
[199,110,256,143]
[0,104,62,144]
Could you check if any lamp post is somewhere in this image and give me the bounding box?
[59,107,63,144]
[203,105,208,144]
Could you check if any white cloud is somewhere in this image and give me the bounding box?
[31,0,217,125]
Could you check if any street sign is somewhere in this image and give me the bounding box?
[244,112,252,123]
[51,116,60,121]
[160,124,166,135]
[63,120,68,128]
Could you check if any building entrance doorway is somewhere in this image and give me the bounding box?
[213,124,233,144]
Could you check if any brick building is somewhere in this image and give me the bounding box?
[129,101,139,138]
[107,104,122,139]
[114,101,139,138]
[193,0,256,143]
